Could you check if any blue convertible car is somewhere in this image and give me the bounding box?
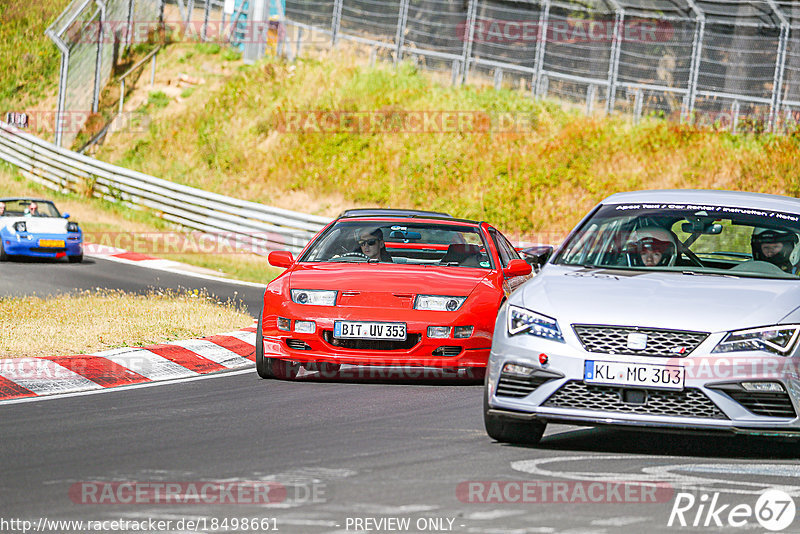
[0,198,83,262]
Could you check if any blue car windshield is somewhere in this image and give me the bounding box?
[1,200,61,217]
[300,221,494,268]
[553,203,800,279]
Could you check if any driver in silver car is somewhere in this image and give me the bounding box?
[751,228,799,274]
[627,226,677,267]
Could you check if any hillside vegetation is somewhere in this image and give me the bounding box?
[0,0,71,113]
[95,47,800,241]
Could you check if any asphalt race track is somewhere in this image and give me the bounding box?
[0,256,263,316]
[2,259,800,533]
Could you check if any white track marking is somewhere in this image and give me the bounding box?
[170,339,253,368]
[91,347,198,380]
[0,358,102,395]
[0,368,252,405]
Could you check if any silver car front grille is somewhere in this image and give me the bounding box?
[573,325,709,357]
[543,381,728,419]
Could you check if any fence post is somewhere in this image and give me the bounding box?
[533,0,551,99]
[684,11,705,123]
[187,0,195,26]
[633,88,643,124]
[731,100,739,133]
[605,3,624,115]
[92,0,107,114]
[769,23,789,133]
[126,0,135,49]
[203,0,212,41]
[460,0,477,85]
[331,0,343,45]
[394,0,410,65]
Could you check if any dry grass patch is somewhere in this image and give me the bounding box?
[0,289,252,359]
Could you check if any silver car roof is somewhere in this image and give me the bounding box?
[601,189,800,214]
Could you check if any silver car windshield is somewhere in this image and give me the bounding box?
[300,221,494,268]
[553,203,800,279]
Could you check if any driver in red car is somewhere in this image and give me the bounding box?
[357,227,393,262]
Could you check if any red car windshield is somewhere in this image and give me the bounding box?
[301,221,494,268]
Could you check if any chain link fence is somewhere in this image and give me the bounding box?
[266,0,800,134]
[46,0,800,136]
[46,0,164,148]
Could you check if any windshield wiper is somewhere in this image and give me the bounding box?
[681,271,740,278]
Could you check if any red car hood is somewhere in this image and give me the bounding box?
[288,263,488,298]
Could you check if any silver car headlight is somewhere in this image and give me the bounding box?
[414,295,466,311]
[712,325,800,356]
[507,305,564,343]
[290,289,337,306]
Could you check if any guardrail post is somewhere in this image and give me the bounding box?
[633,88,643,124]
[494,68,503,91]
[586,84,597,115]
[533,0,550,99]
[451,59,460,86]
[460,0,477,85]
[731,100,739,133]
[605,5,624,114]
[150,53,157,86]
[394,0,410,65]
[119,79,126,114]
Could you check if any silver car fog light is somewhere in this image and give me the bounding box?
[741,381,785,392]
[502,362,535,377]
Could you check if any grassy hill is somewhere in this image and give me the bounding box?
[90,46,800,241]
[0,0,71,113]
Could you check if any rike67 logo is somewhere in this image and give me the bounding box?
[668,489,796,531]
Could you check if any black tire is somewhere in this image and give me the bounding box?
[68,253,83,263]
[255,309,274,379]
[483,380,545,445]
[255,309,302,380]
[0,241,7,262]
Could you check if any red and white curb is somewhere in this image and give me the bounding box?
[0,327,257,401]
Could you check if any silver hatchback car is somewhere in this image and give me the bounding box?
[486,189,800,444]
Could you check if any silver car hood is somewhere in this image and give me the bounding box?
[517,265,800,334]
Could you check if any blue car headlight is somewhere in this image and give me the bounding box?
[712,325,800,356]
[67,222,80,233]
[507,305,564,343]
[14,221,26,233]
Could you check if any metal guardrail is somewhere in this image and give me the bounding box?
[0,121,330,254]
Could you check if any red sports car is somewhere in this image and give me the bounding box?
[256,210,532,380]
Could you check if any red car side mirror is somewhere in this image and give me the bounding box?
[268,251,294,268]
[503,259,532,277]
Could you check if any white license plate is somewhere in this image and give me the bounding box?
[333,321,406,340]
[584,360,684,390]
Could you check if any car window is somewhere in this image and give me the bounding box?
[489,228,520,268]
[553,203,800,279]
[1,200,60,217]
[301,221,493,268]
